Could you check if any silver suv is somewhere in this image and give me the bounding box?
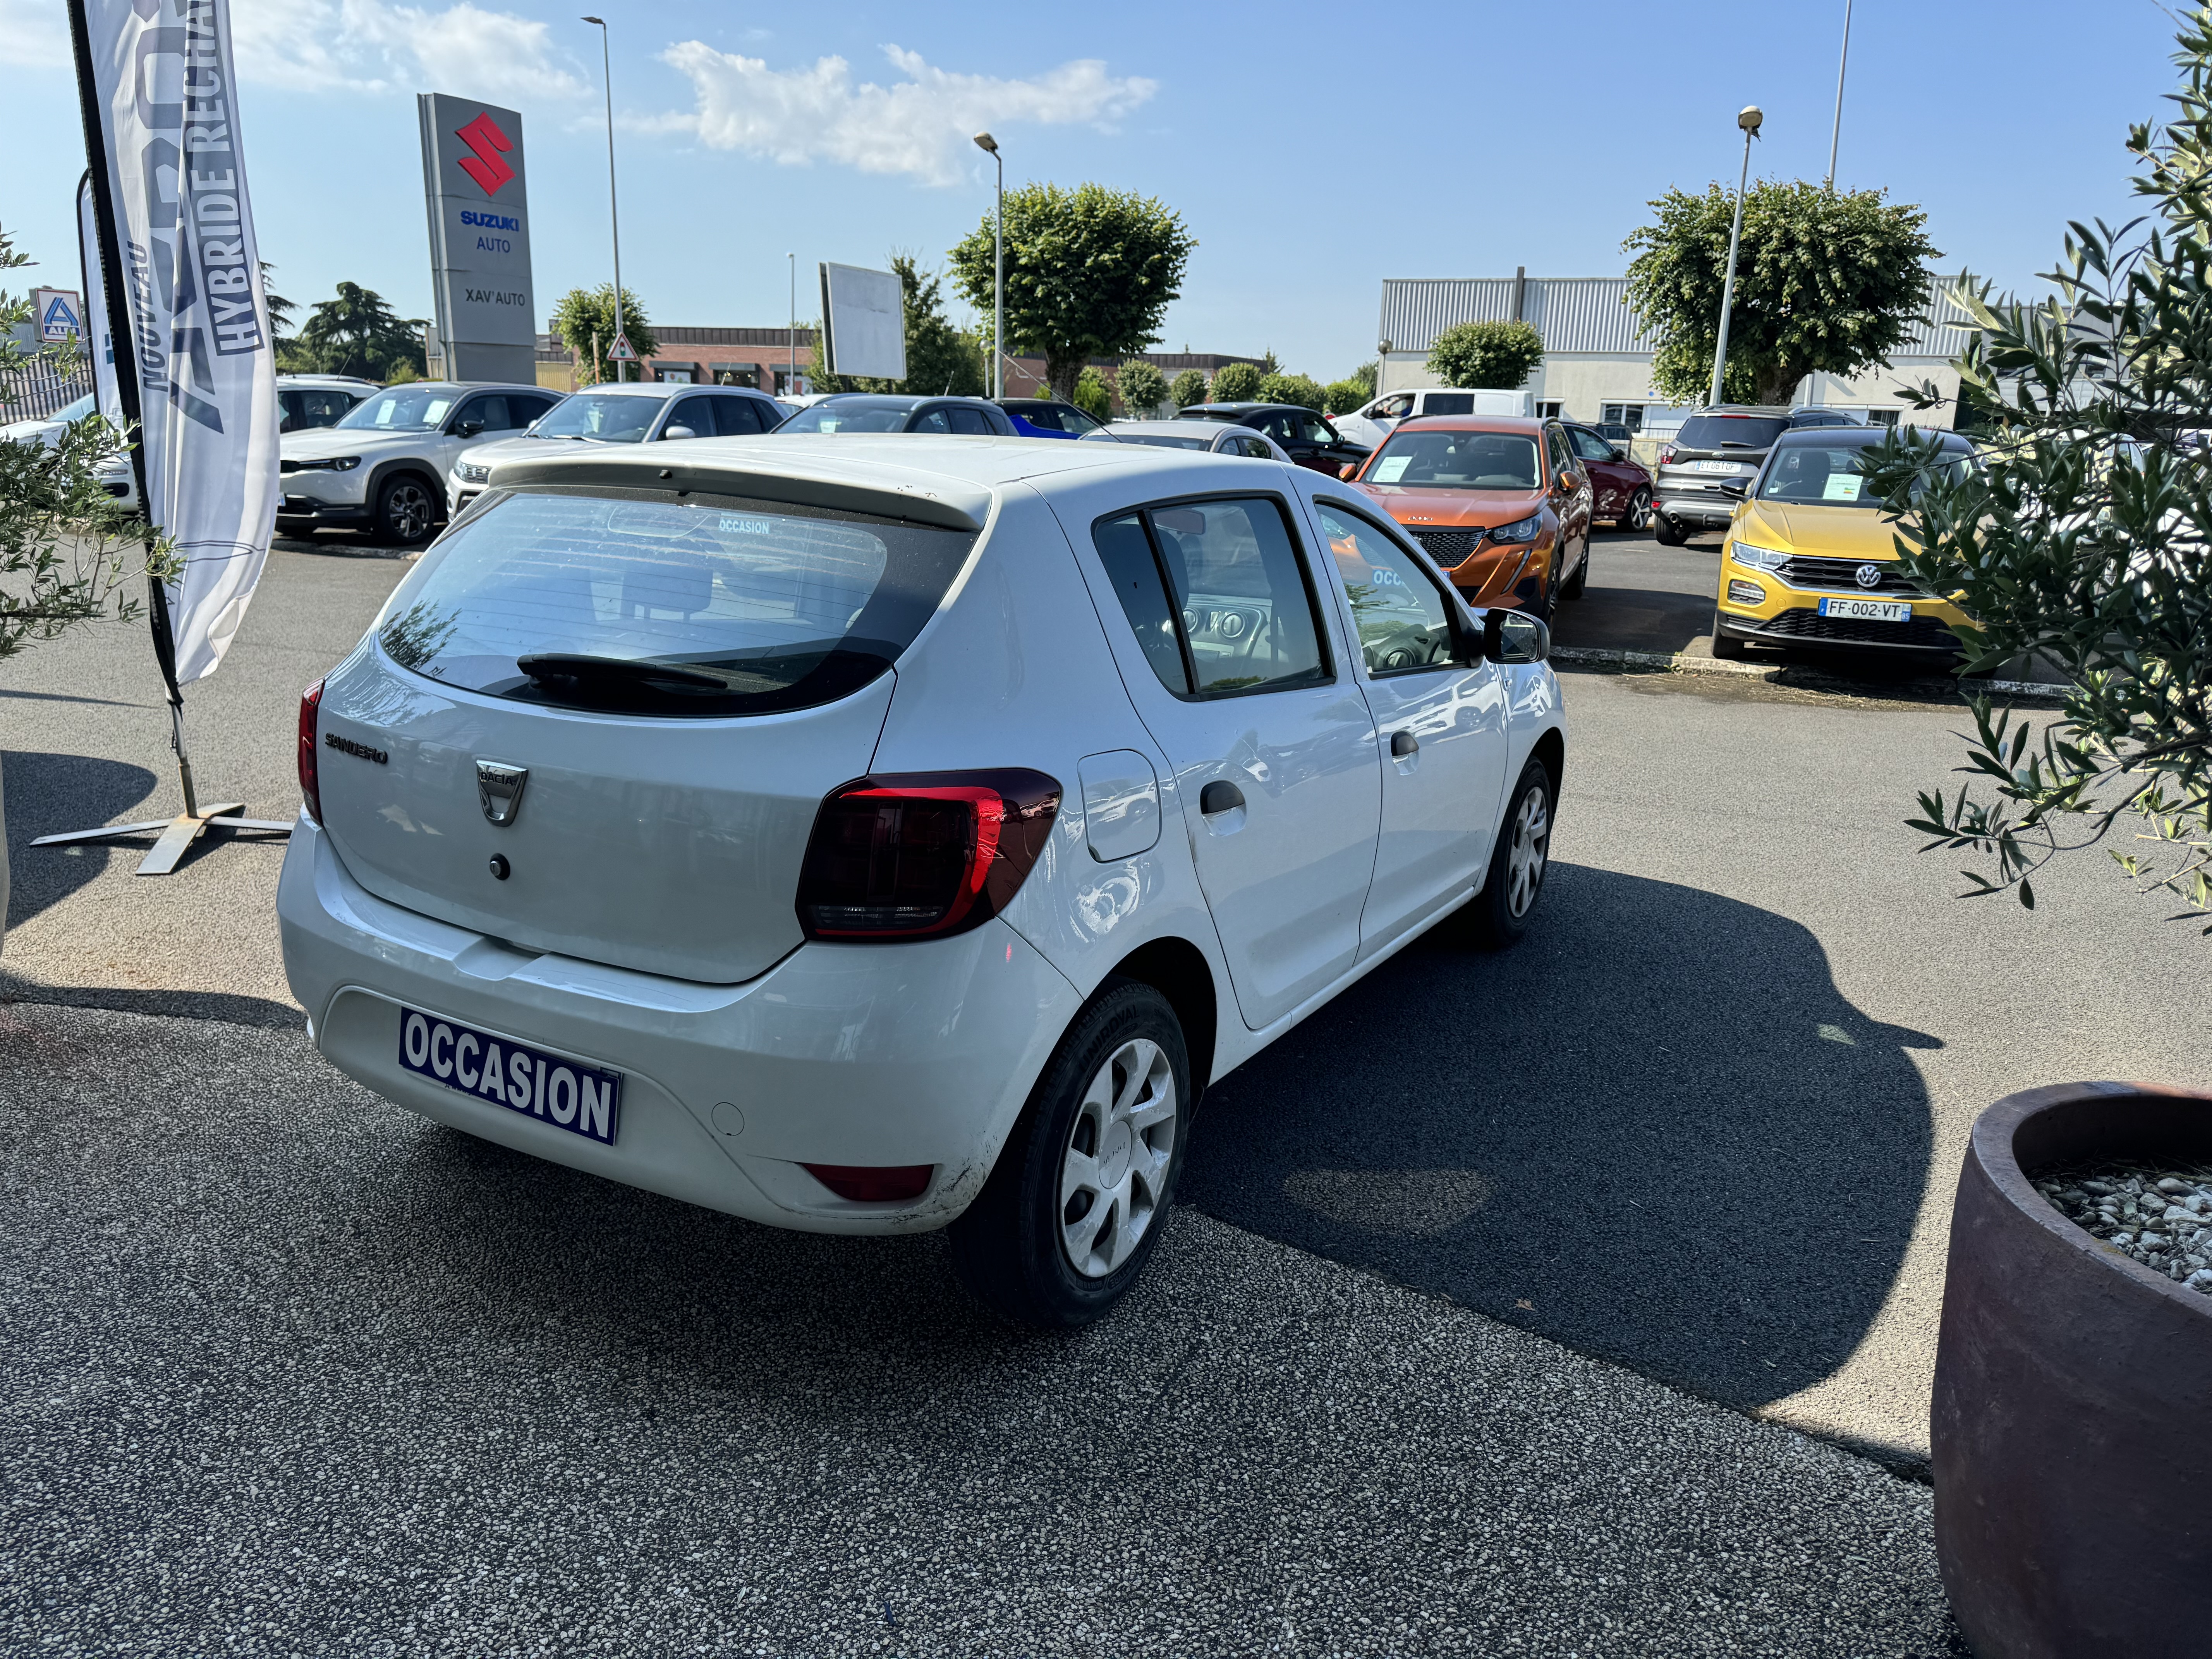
[1650,405,1862,545]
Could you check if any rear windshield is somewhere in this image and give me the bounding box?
[1674,414,1788,452]
[374,489,975,716]
[1366,430,1539,489]
[1117,433,1211,451]
[778,398,917,434]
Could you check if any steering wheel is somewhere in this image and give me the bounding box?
[1366,624,1437,674]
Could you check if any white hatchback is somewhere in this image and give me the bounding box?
[278,436,1565,1324]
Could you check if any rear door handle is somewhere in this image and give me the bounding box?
[1390,730,1418,758]
[1200,780,1245,815]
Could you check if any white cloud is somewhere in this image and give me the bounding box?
[231,0,589,102]
[657,42,1156,185]
[0,0,71,69]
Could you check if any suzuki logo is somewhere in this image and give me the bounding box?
[454,112,516,196]
[476,761,528,826]
[1855,563,1883,589]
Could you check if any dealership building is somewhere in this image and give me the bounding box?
[1374,272,1978,436]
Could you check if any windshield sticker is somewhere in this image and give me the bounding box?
[1373,455,1410,483]
[1822,472,1865,501]
[718,515,776,536]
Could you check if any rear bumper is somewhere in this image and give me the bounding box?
[1652,490,1737,529]
[277,817,1084,1235]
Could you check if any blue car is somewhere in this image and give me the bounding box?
[997,398,1109,440]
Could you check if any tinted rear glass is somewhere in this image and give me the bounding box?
[779,398,919,434]
[1118,433,1211,451]
[1674,415,1788,452]
[375,489,974,717]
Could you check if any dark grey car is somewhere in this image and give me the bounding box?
[1651,406,1863,544]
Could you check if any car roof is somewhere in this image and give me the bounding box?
[568,380,702,398]
[1183,402,1318,416]
[483,433,1300,534]
[276,373,378,388]
[1769,425,1967,449]
[356,381,544,395]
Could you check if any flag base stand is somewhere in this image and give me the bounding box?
[28,700,290,876]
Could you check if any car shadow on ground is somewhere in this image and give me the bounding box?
[273,532,417,559]
[1176,863,1942,1415]
[3,750,158,929]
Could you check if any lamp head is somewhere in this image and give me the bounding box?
[973,131,999,155]
[582,14,603,23]
[1738,105,1764,135]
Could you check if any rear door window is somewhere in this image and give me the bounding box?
[1422,393,1474,417]
[946,406,993,435]
[1091,497,1330,698]
[712,397,763,436]
[375,490,976,717]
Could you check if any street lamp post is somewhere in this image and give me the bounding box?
[973,131,1002,399]
[582,16,623,383]
[1826,0,1854,192]
[1709,104,1763,410]
[787,252,795,397]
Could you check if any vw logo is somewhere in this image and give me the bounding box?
[1855,563,1883,589]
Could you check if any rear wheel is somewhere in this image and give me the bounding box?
[1468,758,1554,949]
[1711,610,1748,660]
[948,981,1189,1328]
[1652,512,1687,547]
[373,475,439,546]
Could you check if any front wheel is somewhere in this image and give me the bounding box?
[948,981,1190,1328]
[373,475,439,546]
[1467,759,1554,950]
[1559,537,1589,599]
[1711,610,1748,659]
[1620,486,1650,530]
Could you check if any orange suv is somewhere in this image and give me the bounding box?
[1349,416,1593,618]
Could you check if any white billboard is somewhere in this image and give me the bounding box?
[818,263,905,383]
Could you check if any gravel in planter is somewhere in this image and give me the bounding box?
[2035,1162,2212,1293]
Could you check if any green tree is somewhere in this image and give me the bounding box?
[550,284,656,385]
[1209,361,1263,402]
[1623,180,1940,406]
[811,255,984,397]
[1116,358,1168,416]
[1323,378,1369,415]
[1257,371,1326,410]
[1073,366,1113,423]
[0,221,173,667]
[1168,368,1207,409]
[1865,9,2212,930]
[1427,320,1544,389]
[1350,360,1378,397]
[294,281,428,381]
[261,263,295,341]
[949,182,1196,402]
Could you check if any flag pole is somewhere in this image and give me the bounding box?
[37,2,280,871]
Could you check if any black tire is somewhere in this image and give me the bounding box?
[1711,610,1749,660]
[1619,486,1651,531]
[1559,536,1589,599]
[948,980,1191,1329]
[1468,758,1554,950]
[372,474,440,546]
[1652,512,1687,547]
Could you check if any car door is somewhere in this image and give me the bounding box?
[1568,424,1632,518]
[1070,491,1382,1030]
[1545,423,1593,570]
[441,393,512,476]
[1304,496,1511,953]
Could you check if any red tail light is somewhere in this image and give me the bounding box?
[796,769,1061,940]
[801,1163,934,1202]
[298,677,325,824]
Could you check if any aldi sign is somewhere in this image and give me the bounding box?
[33,288,83,343]
[417,92,536,385]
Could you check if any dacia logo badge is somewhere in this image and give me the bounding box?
[476,761,528,826]
[1855,563,1883,589]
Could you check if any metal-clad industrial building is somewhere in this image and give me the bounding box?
[1376,273,1972,434]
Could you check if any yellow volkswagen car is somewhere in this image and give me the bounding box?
[1710,426,1977,660]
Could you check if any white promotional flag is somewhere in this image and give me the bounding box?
[71,0,278,685]
[74,174,122,432]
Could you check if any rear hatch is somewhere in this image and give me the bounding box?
[1657,411,1790,500]
[314,483,978,983]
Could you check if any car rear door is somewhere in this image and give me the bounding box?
[1060,486,1381,1030]
[1305,495,1509,952]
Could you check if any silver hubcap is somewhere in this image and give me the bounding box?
[1505,783,1551,918]
[388,483,432,539]
[1060,1037,1176,1279]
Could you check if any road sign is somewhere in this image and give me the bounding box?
[34,287,83,342]
[607,333,637,362]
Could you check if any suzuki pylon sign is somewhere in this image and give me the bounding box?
[417,92,536,384]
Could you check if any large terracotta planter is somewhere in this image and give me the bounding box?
[1932,1080,2212,1657]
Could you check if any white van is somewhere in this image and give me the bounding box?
[1334,388,1536,452]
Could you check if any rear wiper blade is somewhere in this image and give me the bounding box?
[514,654,728,691]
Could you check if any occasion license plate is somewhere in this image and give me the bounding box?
[398,1006,623,1145]
[1819,597,1913,623]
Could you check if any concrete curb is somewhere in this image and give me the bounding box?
[1551,644,2068,703]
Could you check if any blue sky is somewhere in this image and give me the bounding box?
[3,0,2186,380]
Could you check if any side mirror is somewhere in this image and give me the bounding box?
[661,424,698,441]
[452,420,484,439]
[1611,445,1628,462]
[1337,462,1358,481]
[1717,479,1748,499]
[1482,608,1550,665]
